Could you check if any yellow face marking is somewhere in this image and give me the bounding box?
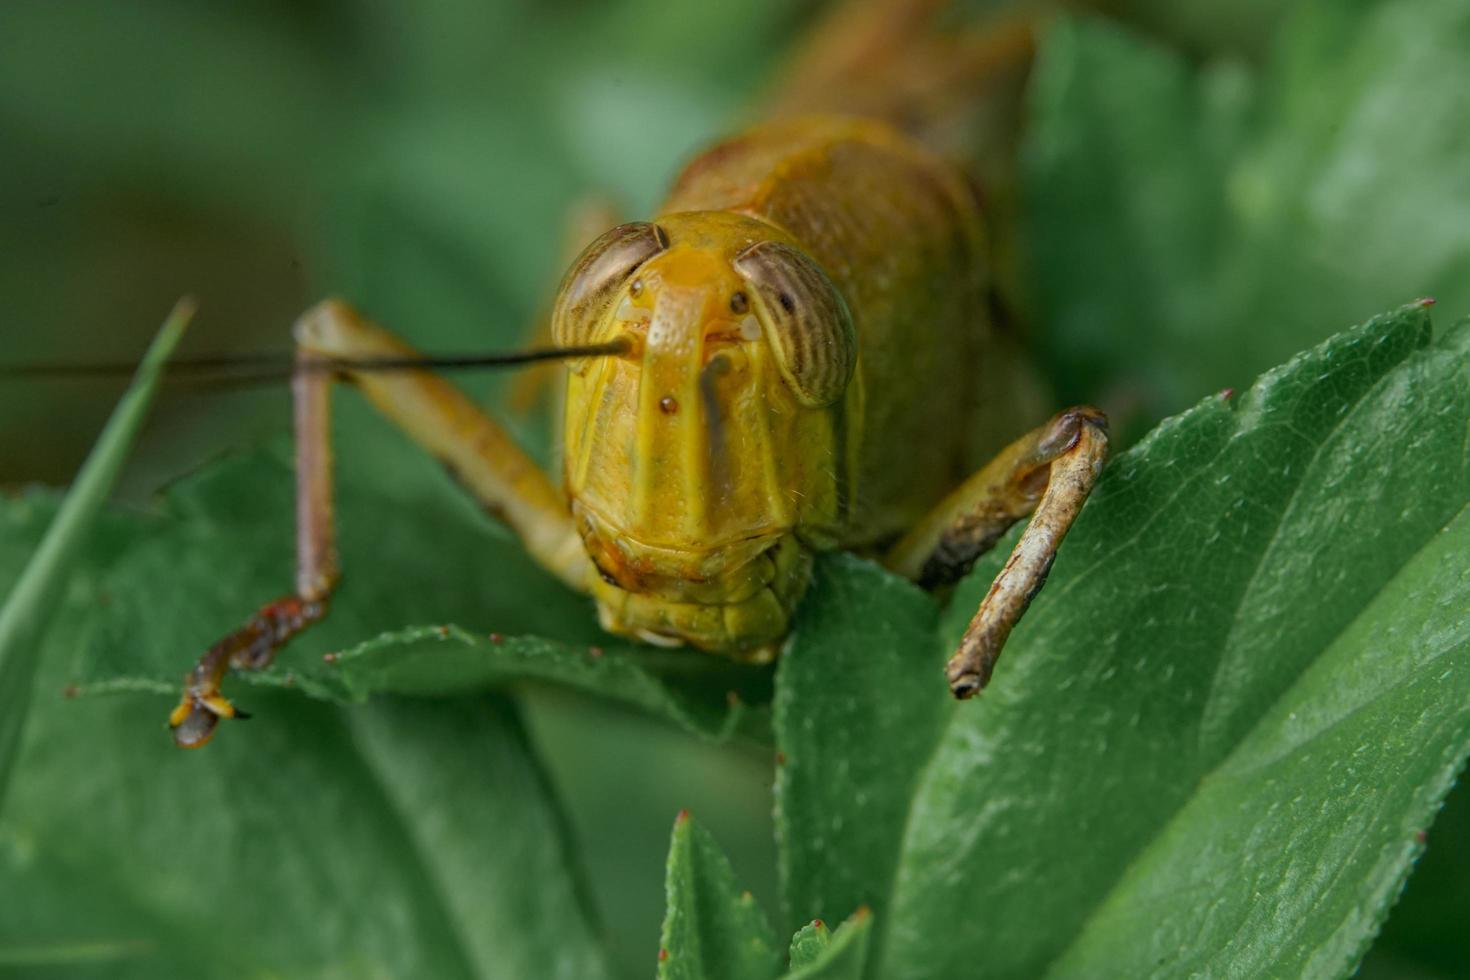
[558,212,856,656]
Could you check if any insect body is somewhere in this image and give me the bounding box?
[563,117,987,656]
[168,22,1109,747]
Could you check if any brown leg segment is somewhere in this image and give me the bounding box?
[170,352,340,747]
[885,406,1108,697]
[170,300,588,747]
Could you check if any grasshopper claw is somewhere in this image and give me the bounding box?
[171,704,219,749]
[168,595,324,747]
[945,656,993,699]
[169,692,238,749]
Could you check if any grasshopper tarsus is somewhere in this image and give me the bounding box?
[169,594,326,748]
[938,408,1109,694]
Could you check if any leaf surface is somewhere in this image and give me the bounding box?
[658,812,780,980]
[773,554,948,930]
[773,304,1470,978]
[786,919,832,969]
[0,615,614,979]
[880,305,1470,978]
[1025,3,1470,429]
[1358,778,1470,978]
[0,408,616,978]
[781,909,872,980]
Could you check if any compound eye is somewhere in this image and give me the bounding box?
[732,240,856,407]
[552,222,669,349]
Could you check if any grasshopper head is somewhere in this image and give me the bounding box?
[553,211,859,654]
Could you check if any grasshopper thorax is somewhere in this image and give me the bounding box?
[554,211,859,654]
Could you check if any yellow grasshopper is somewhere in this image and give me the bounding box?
[166,4,1109,747]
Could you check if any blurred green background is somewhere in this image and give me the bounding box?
[2,0,1468,977]
[0,0,810,492]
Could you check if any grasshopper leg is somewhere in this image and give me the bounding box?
[170,300,588,747]
[885,406,1109,697]
[170,347,338,747]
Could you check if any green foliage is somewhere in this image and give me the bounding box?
[657,818,871,980]
[658,813,780,980]
[783,910,872,979]
[6,303,1464,977]
[3,1,1469,978]
[0,490,614,979]
[1025,1,1470,431]
[773,556,945,932]
[0,682,613,978]
[0,302,188,809]
[786,920,833,969]
[770,304,1470,979]
[1359,782,1470,978]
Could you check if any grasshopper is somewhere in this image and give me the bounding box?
[158,4,1109,747]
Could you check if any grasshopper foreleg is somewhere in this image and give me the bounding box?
[170,348,338,747]
[169,300,588,747]
[886,406,1109,696]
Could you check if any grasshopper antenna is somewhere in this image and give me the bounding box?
[0,339,630,385]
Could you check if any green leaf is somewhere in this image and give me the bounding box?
[1047,512,1470,978]
[786,919,832,969]
[319,627,766,740]
[782,909,872,980]
[773,303,1470,978]
[0,684,614,978]
[0,417,615,979]
[1358,779,1470,978]
[1024,2,1470,431]
[0,300,189,809]
[883,304,1470,978]
[773,554,948,930]
[658,811,780,980]
[0,513,614,979]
